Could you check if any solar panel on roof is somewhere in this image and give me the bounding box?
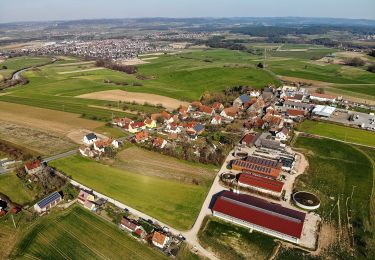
[37,192,61,209]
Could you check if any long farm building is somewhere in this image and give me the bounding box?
[212,191,305,244]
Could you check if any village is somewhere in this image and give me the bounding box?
[1,82,374,258]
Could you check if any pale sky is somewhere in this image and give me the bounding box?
[0,0,374,23]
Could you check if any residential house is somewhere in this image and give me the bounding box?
[199,105,214,116]
[34,192,62,213]
[309,93,336,103]
[112,117,133,127]
[24,160,43,175]
[165,122,182,134]
[211,115,222,125]
[83,133,98,145]
[220,107,239,121]
[188,101,202,112]
[144,118,157,129]
[179,106,189,119]
[135,131,149,143]
[247,98,265,118]
[286,109,306,119]
[233,94,250,108]
[153,137,167,149]
[78,190,95,205]
[240,133,260,147]
[287,93,304,103]
[120,217,140,232]
[128,122,146,133]
[190,111,203,119]
[212,102,224,112]
[249,90,261,97]
[152,231,170,249]
[94,139,119,153]
[276,128,290,141]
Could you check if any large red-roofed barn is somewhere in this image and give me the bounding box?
[212,191,305,244]
[238,173,284,197]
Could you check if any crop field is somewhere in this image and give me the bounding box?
[50,155,213,230]
[0,101,108,154]
[112,146,216,186]
[0,172,35,205]
[297,120,375,147]
[198,217,276,260]
[293,136,373,257]
[11,206,167,260]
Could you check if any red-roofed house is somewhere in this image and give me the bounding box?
[135,131,149,143]
[211,115,222,125]
[152,231,170,249]
[144,118,157,128]
[199,105,214,116]
[220,107,239,121]
[240,133,260,147]
[128,122,146,133]
[212,102,224,112]
[238,173,284,197]
[153,137,167,149]
[212,191,305,244]
[112,117,134,127]
[286,109,306,118]
[24,160,43,175]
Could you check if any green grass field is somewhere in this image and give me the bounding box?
[198,217,276,260]
[0,56,52,80]
[11,205,167,260]
[50,155,211,230]
[297,120,375,147]
[0,172,35,205]
[293,136,374,257]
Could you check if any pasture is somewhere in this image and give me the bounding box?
[198,217,276,260]
[11,206,167,260]
[0,172,35,205]
[293,136,373,257]
[297,120,375,147]
[50,155,213,230]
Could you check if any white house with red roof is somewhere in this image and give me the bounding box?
[128,122,146,133]
[211,115,222,125]
[24,160,43,175]
[152,231,170,249]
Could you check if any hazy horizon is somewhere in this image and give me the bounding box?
[0,0,374,23]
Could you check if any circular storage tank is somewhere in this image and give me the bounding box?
[221,172,236,181]
[293,191,320,210]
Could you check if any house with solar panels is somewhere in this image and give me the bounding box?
[212,191,306,244]
[34,191,62,213]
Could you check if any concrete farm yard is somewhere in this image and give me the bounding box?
[50,147,217,230]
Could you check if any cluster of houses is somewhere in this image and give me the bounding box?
[119,216,172,250]
[79,132,120,158]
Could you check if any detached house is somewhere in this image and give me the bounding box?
[94,139,119,153]
[112,117,133,127]
[188,101,202,112]
[212,102,224,112]
[153,137,167,149]
[24,160,43,175]
[211,115,222,125]
[144,118,157,129]
[165,122,182,134]
[152,232,170,249]
[128,122,146,133]
[135,131,149,143]
[276,128,290,141]
[83,133,97,145]
[187,123,205,139]
[220,107,239,121]
[233,94,250,108]
[309,93,337,103]
[199,105,215,116]
[179,106,189,119]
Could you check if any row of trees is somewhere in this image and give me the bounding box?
[95,59,138,74]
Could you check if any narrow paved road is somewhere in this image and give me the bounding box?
[42,149,77,163]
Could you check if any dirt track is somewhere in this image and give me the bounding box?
[77,89,189,110]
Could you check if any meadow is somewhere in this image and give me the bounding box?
[296,120,375,147]
[198,217,276,260]
[0,172,35,205]
[50,154,213,230]
[293,136,374,257]
[0,56,52,80]
[11,205,167,260]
